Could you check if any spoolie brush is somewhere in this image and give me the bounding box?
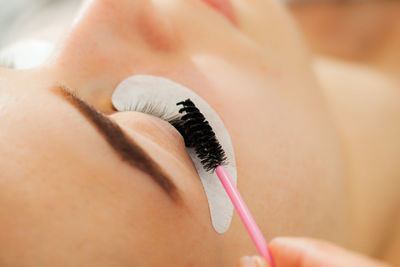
[171,99,227,172]
[171,99,275,267]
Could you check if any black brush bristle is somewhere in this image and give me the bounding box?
[170,99,227,172]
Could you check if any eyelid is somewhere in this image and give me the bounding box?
[52,85,181,202]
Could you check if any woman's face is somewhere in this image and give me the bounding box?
[0,0,347,266]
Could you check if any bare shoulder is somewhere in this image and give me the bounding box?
[313,57,400,264]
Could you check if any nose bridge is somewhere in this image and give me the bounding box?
[137,3,180,52]
[49,0,182,110]
[73,0,178,52]
[78,0,147,23]
[72,0,147,40]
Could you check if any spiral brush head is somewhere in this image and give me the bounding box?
[170,99,227,172]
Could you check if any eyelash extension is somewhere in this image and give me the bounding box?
[124,98,227,171]
[121,97,227,170]
[123,99,200,148]
[120,99,181,122]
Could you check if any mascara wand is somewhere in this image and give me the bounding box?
[172,99,275,267]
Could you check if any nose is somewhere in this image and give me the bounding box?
[67,0,178,52]
[48,0,180,112]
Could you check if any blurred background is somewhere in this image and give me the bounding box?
[289,0,400,77]
[0,0,399,76]
[0,0,80,68]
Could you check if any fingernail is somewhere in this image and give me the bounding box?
[253,256,269,267]
[239,256,269,267]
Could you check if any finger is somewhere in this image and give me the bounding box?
[269,237,391,267]
[237,256,271,267]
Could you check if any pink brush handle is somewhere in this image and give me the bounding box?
[215,166,275,267]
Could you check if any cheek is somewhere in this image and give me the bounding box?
[82,162,219,265]
[110,193,220,265]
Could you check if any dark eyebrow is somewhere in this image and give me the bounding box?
[53,86,181,202]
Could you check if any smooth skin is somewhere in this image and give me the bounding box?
[0,0,399,266]
[238,237,390,267]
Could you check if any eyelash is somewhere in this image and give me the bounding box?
[121,99,181,123]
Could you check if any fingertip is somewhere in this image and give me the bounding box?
[238,256,271,267]
[270,236,315,250]
[268,237,309,267]
[269,236,299,252]
[254,256,271,267]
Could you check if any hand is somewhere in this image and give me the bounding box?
[238,237,391,267]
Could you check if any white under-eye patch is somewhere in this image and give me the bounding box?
[112,74,237,234]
